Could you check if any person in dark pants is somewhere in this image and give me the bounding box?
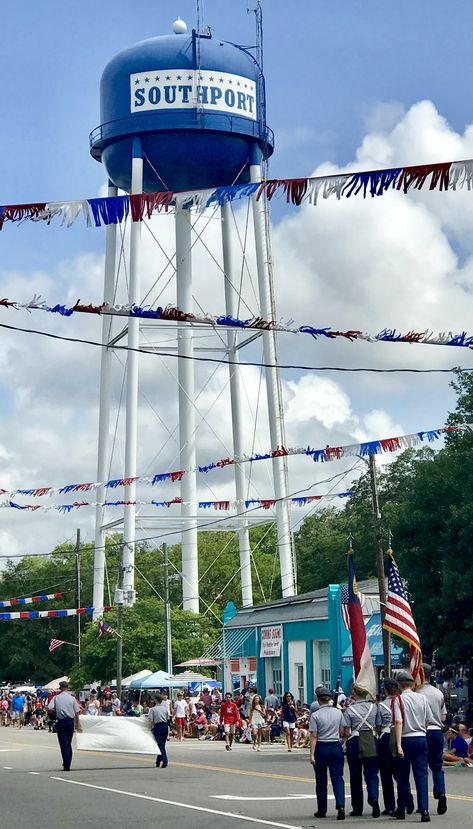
[309,685,346,821]
[393,670,433,823]
[47,681,81,771]
[344,684,381,818]
[378,678,400,815]
[148,694,170,768]
[416,663,447,815]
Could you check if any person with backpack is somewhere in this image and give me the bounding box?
[343,684,381,818]
[378,678,401,816]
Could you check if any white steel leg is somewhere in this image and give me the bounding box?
[176,206,199,613]
[250,161,295,598]
[93,182,118,616]
[221,200,253,608]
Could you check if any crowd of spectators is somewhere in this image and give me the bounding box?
[2,677,472,764]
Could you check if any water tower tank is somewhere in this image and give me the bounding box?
[90,23,274,193]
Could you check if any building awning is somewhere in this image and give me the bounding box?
[342,613,404,667]
[200,627,254,661]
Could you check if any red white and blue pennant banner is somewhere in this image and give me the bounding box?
[2,296,473,352]
[0,592,63,608]
[0,424,468,501]
[2,492,353,514]
[0,605,113,621]
[1,159,472,229]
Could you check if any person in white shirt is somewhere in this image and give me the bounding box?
[393,670,433,823]
[173,692,187,741]
[85,691,100,716]
[416,663,447,816]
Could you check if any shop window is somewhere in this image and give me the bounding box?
[296,663,305,703]
[272,667,282,699]
[313,640,331,689]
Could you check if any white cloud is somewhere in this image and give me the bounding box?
[1,98,472,573]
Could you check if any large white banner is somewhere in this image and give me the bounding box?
[130,68,257,120]
[260,625,283,658]
[75,715,158,755]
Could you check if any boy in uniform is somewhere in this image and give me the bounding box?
[309,685,346,821]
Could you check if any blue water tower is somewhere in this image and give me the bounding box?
[91,20,295,622]
[90,19,274,193]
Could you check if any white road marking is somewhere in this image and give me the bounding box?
[211,795,319,801]
[0,749,20,752]
[29,771,40,775]
[3,766,13,769]
[51,778,304,829]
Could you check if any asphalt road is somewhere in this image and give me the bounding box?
[1,727,472,828]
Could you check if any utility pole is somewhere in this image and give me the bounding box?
[115,540,125,701]
[163,543,173,675]
[369,454,391,677]
[75,529,81,663]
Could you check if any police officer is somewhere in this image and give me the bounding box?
[47,680,82,771]
[393,670,433,823]
[416,663,447,815]
[344,683,381,818]
[378,678,399,815]
[309,685,346,821]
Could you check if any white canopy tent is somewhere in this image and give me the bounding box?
[43,675,69,691]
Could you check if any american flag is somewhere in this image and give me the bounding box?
[341,582,366,630]
[49,638,66,652]
[98,620,116,637]
[383,554,424,685]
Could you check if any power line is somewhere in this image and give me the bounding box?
[0,466,362,561]
[1,320,471,374]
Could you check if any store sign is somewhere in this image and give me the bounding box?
[260,625,282,658]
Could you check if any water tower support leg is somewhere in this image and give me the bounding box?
[122,137,143,605]
[249,161,295,598]
[221,200,253,608]
[93,182,118,617]
[176,206,199,613]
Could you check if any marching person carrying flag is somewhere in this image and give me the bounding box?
[344,548,381,817]
[393,670,433,823]
[416,664,447,815]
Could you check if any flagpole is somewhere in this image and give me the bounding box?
[116,539,125,701]
[75,528,81,664]
[368,455,391,678]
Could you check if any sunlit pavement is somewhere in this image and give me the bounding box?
[1,728,471,828]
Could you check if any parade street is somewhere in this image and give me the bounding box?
[1,729,471,829]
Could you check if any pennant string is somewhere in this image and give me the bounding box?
[0,424,467,501]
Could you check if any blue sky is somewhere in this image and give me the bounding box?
[1,0,473,560]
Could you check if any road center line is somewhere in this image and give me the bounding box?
[51,777,304,829]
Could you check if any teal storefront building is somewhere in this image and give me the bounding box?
[220,579,393,702]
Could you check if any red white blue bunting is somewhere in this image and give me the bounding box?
[1,492,353,514]
[0,159,472,229]
[2,296,473,352]
[0,605,113,621]
[0,592,63,608]
[0,424,468,501]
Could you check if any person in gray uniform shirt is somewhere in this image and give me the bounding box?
[309,685,346,821]
[148,694,170,768]
[344,683,381,818]
[47,680,81,771]
[393,670,433,823]
[378,678,401,815]
[416,663,447,815]
[310,684,332,714]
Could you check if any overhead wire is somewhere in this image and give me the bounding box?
[1,320,468,373]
